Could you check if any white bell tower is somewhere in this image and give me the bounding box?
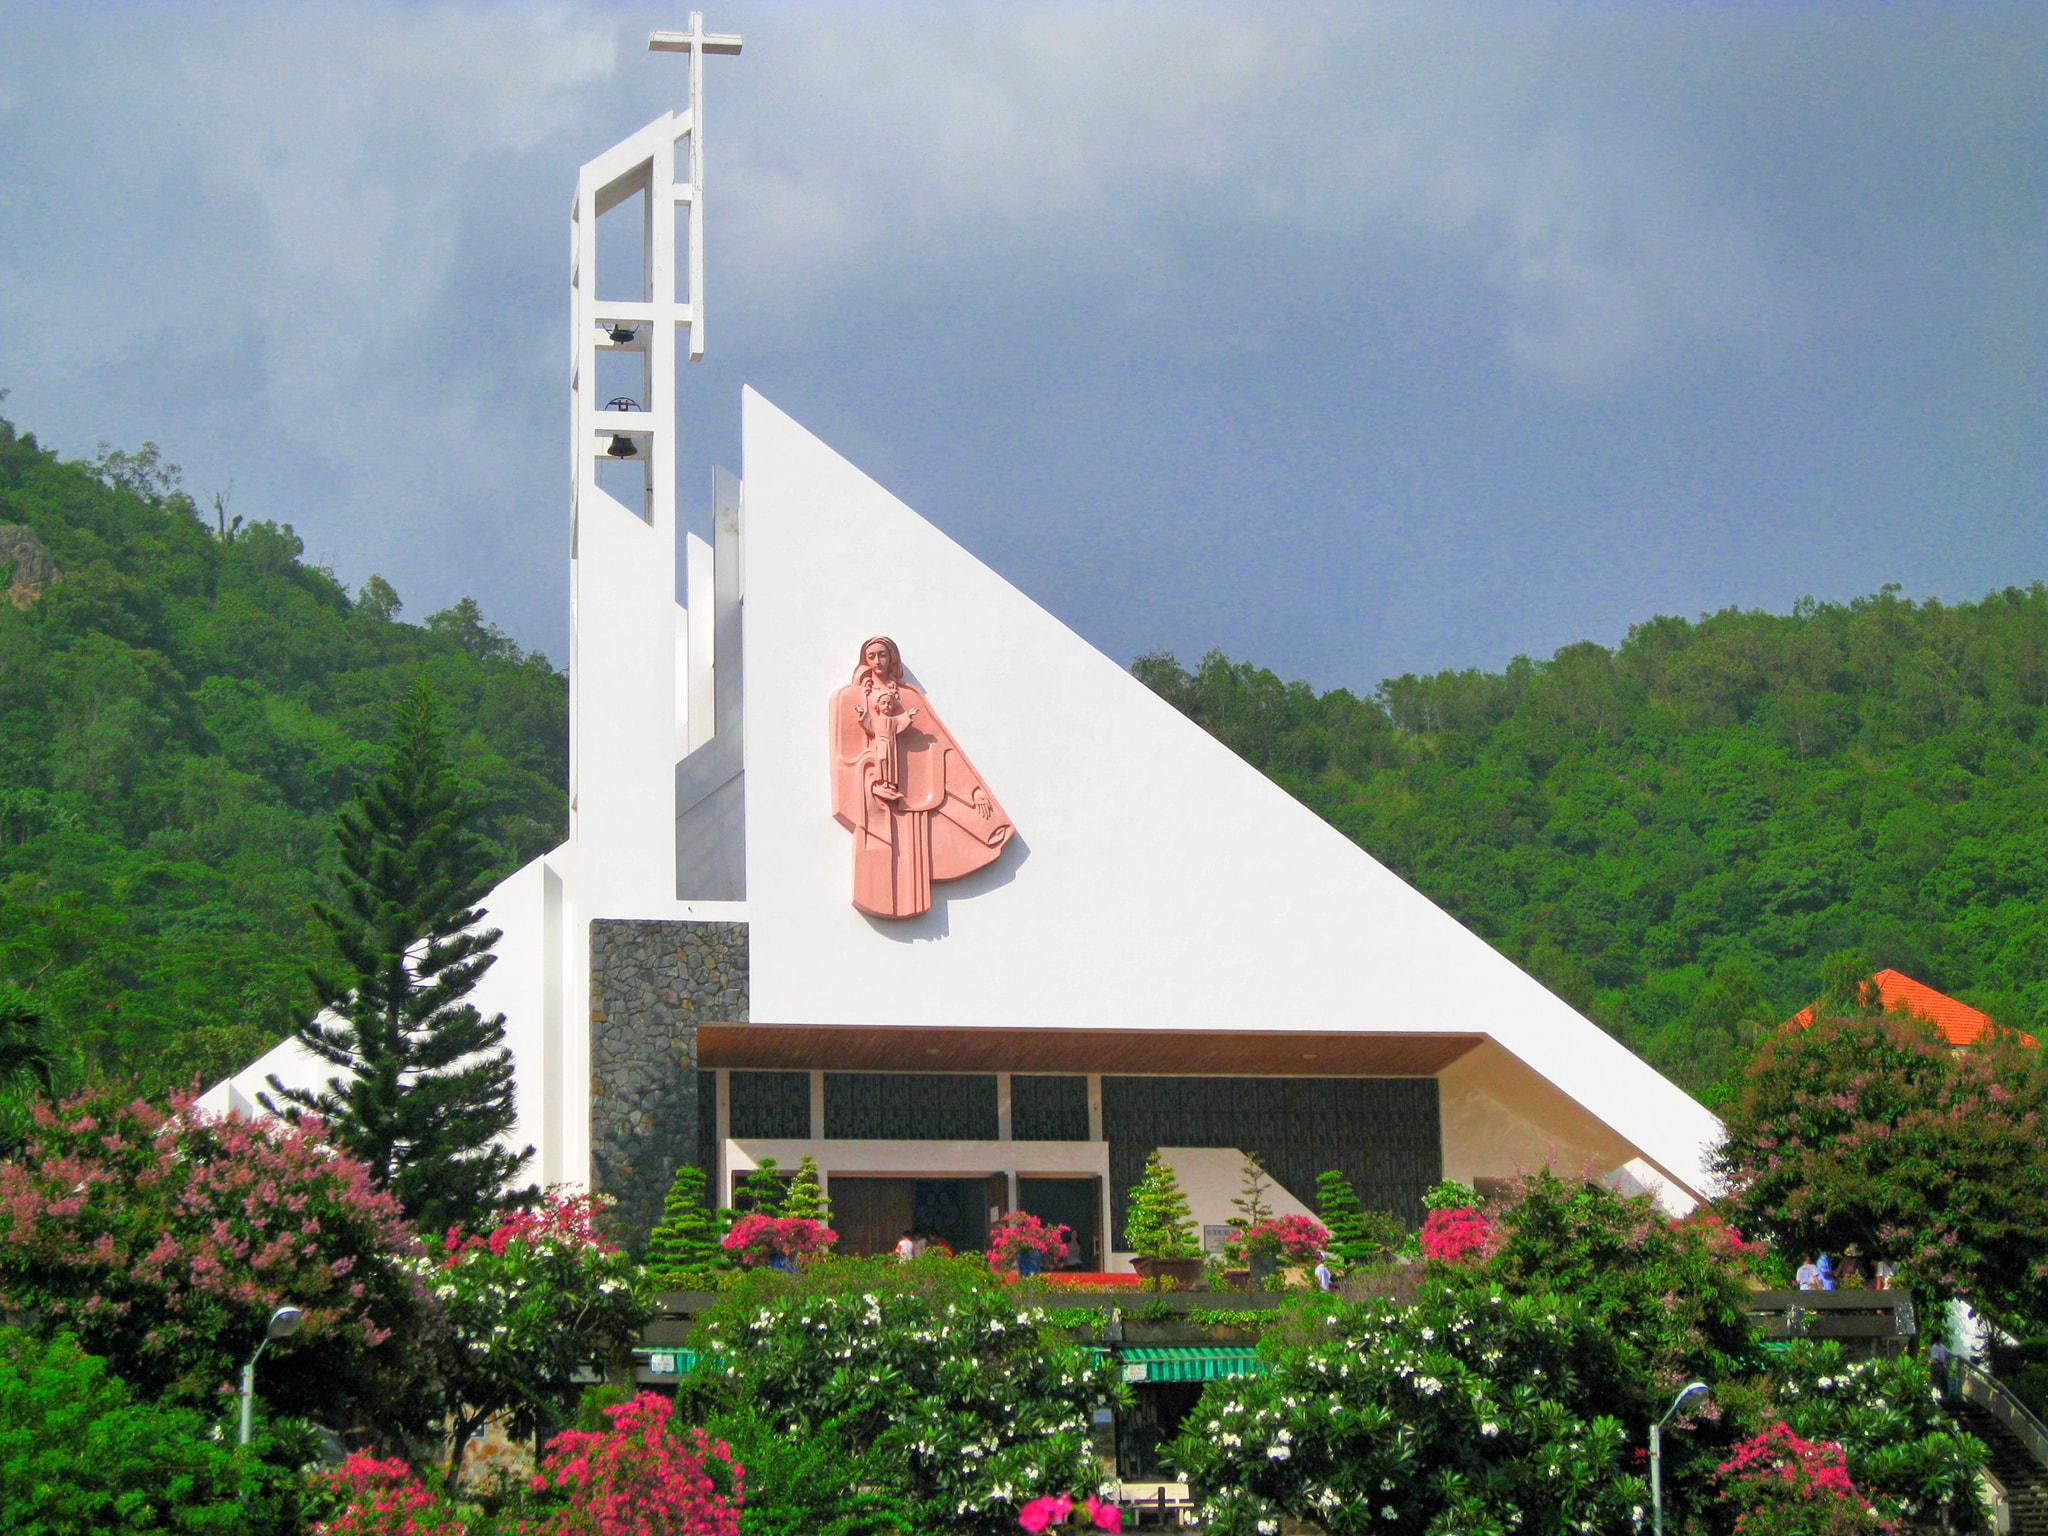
[567,13,742,914]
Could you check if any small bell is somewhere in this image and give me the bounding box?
[602,398,642,457]
[606,322,637,345]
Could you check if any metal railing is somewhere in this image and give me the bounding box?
[1961,1363,2048,1473]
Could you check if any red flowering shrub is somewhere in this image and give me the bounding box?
[720,1213,837,1266]
[1716,1421,1904,1535]
[524,1391,742,1536]
[1242,1215,1330,1263]
[987,1211,1072,1272]
[0,1086,426,1417]
[1419,1206,1493,1263]
[310,1452,470,1536]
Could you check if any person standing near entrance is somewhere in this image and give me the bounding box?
[896,1230,916,1261]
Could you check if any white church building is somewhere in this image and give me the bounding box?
[205,15,1721,1266]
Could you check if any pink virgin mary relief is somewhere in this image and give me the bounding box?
[830,636,1013,918]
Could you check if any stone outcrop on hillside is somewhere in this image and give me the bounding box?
[0,524,56,608]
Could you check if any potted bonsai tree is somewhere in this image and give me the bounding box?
[1124,1150,1203,1290]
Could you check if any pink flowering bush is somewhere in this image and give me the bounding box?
[1671,1210,1769,1266]
[720,1212,837,1267]
[1018,1491,1121,1532]
[1716,1421,1904,1535]
[425,1190,653,1487]
[310,1453,471,1536]
[987,1211,1072,1273]
[1418,1205,1493,1263]
[523,1392,742,1536]
[1241,1215,1330,1263]
[312,1399,743,1536]
[1019,1499,1122,1531]
[0,1085,425,1418]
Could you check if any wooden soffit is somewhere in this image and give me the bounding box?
[697,1024,1480,1077]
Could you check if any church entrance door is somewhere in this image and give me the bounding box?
[828,1176,1000,1257]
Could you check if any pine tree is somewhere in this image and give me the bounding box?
[782,1154,831,1224]
[263,680,532,1233]
[646,1164,726,1281]
[1124,1150,1200,1259]
[1316,1169,1400,1271]
[736,1157,786,1217]
[1231,1153,1275,1234]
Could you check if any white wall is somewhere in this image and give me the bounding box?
[735,388,1722,1200]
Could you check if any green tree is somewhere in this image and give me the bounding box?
[1713,1006,2048,1317]
[0,1327,298,1535]
[356,572,402,620]
[1314,1169,1399,1270]
[645,1163,727,1283]
[263,679,532,1233]
[1124,1150,1199,1259]
[0,983,56,1155]
[783,1153,831,1223]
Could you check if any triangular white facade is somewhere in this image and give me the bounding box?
[736,390,1719,1193]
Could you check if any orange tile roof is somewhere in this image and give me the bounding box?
[1788,968,2032,1047]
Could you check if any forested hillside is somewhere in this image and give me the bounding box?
[1136,587,2048,1101]
[0,414,565,1088]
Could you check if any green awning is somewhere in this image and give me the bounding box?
[1117,1346,1266,1383]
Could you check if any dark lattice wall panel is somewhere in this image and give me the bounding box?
[1011,1075,1090,1141]
[697,1071,720,1188]
[824,1073,1000,1141]
[729,1070,811,1139]
[1102,1076,1440,1248]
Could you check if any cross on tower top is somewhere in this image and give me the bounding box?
[648,12,744,76]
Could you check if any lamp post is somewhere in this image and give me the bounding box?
[1650,1380,1710,1536]
[238,1305,302,1447]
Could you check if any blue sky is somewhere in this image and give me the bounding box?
[0,2,2040,690]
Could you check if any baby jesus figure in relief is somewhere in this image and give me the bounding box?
[862,686,918,803]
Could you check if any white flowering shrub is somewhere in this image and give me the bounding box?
[1732,1340,1986,1527]
[420,1191,655,1485]
[1168,1282,1646,1536]
[679,1255,1121,1535]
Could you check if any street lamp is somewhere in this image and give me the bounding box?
[238,1305,302,1447]
[1649,1381,1710,1536]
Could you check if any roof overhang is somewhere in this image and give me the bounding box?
[699,1024,1481,1076]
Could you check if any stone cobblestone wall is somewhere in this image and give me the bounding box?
[589,920,747,1243]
